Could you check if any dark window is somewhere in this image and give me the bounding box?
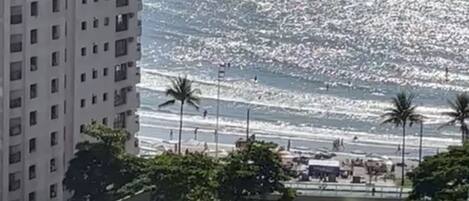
[92,95,97,104]
[81,73,86,82]
[29,138,36,153]
[81,21,87,30]
[29,192,36,201]
[104,42,109,51]
[116,0,129,7]
[10,61,22,81]
[103,93,108,101]
[104,68,108,76]
[93,44,98,54]
[31,2,38,17]
[30,84,38,99]
[11,6,22,24]
[9,172,20,192]
[93,69,98,79]
[80,99,86,108]
[52,0,60,12]
[30,29,38,44]
[30,57,38,71]
[9,117,21,136]
[10,34,22,53]
[50,158,57,172]
[52,51,59,66]
[29,165,36,180]
[51,79,59,93]
[52,25,60,40]
[93,18,99,28]
[9,145,21,164]
[116,14,129,32]
[30,111,37,126]
[51,105,59,119]
[50,184,57,198]
[115,39,127,57]
[81,47,86,56]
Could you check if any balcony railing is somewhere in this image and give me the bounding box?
[10,14,22,24]
[9,152,21,164]
[115,71,127,82]
[116,20,129,32]
[10,70,22,81]
[116,0,129,7]
[9,180,20,192]
[9,125,21,136]
[10,42,22,53]
[10,97,22,109]
[113,120,126,129]
[114,93,127,106]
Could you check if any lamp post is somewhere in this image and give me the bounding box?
[215,62,229,159]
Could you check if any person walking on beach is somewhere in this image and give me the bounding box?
[194,127,199,140]
[397,144,401,154]
[169,129,174,141]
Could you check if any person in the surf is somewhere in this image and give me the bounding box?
[397,144,401,153]
[203,110,208,118]
[169,129,173,141]
[194,127,199,140]
[254,75,258,83]
[445,67,449,82]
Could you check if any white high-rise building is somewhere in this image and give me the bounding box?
[0,0,141,200]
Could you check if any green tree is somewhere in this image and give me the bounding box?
[408,144,469,201]
[278,188,296,201]
[148,153,219,201]
[159,76,201,154]
[218,141,289,201]
[441,93,469,144]
[63,124,144,201]
[381,92,423,194]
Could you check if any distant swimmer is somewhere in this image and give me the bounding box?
[397,144,401,153]
[353,136,358,142]
[203,110,208,118]
[254,75,258,83]
[445,67,449,82]
[326,83,329,91]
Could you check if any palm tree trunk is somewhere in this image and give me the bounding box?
[400,123,406,198]
[178,102,184,154]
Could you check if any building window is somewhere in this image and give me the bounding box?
[81,73,86,82]
[104,68,108,76]
[114,63,127,81]
[104,17,110,26]
[9,172,21,192]
[30,57,38,71]
[29,191,36,201]
[52,0,60,12]
[92,69,98,79]
[10,34,23,53]
[9,117,21,136]
[31,2,38,17]
[9,145,21,164]
[29,138,36,153]
[50,184,57,198]
[102,118,108,125]
[52,25,60,40]
[92,95,97,104]
[104,42,109,51]
[116,0,129,7]
[116,14,129,32]
[51,132,58,146]
[80,99,86,108]
[81,21,87,30]
[103,93,108,101]
[30,111,37,126]
[11,6,22,25]
[81,47,87,56]
[51,105,59,119]
[29,165,36,180]
[114,88,127,106]
[30,29,38,44]
[80,124,85,133]
[10,61,22,81]
[52,51,59,66]
[50,158,57,172]
[82,0,87,4]
[51,78,59,93]
[10,90,22,109]
[113,112,126,129]
[93,44,98,54]
[93,18,99,28]
[30,84,38,99]
[115,39,128,57]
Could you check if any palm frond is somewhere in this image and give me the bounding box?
[158,99,176,108]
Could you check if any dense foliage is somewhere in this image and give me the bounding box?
[64,125,291,201]
[408,143,469,201]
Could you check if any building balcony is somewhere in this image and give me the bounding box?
[137,20,142,36]
[114,94,127,107]
[9,152,21,164]
[115,72,128,82]
[10,42,22,53]
[9,125,21,136]
[10,70,22,81]
[9,97,22,109]
[116,0,129,7]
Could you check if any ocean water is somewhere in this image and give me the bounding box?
[138,0,469,157]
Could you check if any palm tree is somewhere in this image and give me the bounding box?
[440,93,469,144]
[159,76,201,154]
[381,92,423,195]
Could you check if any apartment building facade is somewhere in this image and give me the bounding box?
[0,0,142,200]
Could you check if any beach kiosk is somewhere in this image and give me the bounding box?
[308,159,340,182]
